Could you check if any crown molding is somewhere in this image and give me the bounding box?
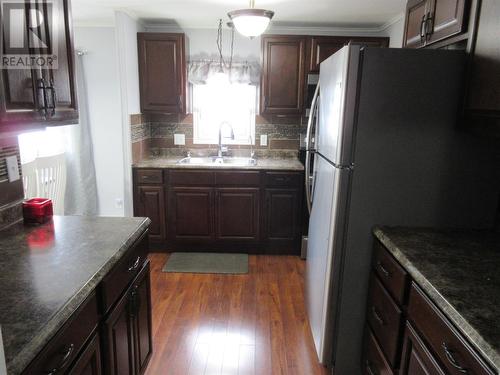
[378,14,404,31]
[142,21,400,36]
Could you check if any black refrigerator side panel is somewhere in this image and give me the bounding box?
[332,48,499,375]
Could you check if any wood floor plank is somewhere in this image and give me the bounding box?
[145,254,329,375]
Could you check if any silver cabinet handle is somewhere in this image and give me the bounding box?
[442,342,468,373]
[377,261,391,278]
[128,256,141,272]
[44,343,74,375]
[371,306,385,326]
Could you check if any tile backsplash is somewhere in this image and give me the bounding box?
[131,112,307,162]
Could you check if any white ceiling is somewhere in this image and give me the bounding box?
[72,0,406,29]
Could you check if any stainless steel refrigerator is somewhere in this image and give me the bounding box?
[304,45,499,374]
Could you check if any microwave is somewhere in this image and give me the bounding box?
[305,73,319,117]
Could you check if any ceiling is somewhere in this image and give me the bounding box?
[72,0,406,29]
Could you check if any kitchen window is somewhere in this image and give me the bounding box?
[192,80,256,145]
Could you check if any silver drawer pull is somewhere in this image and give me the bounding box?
[442,342,468,374]
[365,360,378,375]
[371,306,385,326]
[44,343,74,375]
[128,256,141,272]
[377,261,391,278]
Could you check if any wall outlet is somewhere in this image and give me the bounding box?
[115,198,123,209]
[6,155,20,182]
[260,134,268,147]
[174,133,185,145]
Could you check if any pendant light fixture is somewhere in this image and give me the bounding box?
[228,0,274,38]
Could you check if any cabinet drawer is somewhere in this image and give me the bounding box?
[215,171,260,186]
[367,274,403,368]
[264,172,302,187]
[400,322,446,375]
[363,327,393,375]
[23,292,99,375]
[408,283,495,375]
[372,241,408,305]
[169,170,215,186]
[136,169,163,184]
[100,232,149,314]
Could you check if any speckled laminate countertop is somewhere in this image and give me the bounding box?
[132,157,304,171]
[373,226,500,373]
[0,216,150,374]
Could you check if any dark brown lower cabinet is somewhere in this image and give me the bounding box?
[363,328,393,375]
[68,333,102,375]
[133,167,303,254]
[169,187,215,241]
[362,239,495,375]
[216,188,260,241]
[134,185,166,243]
[264,188,301,253]
[400,323,445,375]
[103,260,152,375]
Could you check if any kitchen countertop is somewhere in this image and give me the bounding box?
[0,215,151,374]
[133,156,305,171]
[373,226,500,373]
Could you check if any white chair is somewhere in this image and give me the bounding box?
[21,153,67,215]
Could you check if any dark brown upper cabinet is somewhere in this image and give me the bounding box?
[260,35,307,115]
[308,37,346,73]
[0,0,78,134]
[403,0,469,48]
[404,0,430,48]
[138,33,186,114]
[308,36,389,72]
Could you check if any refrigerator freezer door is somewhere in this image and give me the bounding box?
[305,154,352,364]
[317,45,360,166]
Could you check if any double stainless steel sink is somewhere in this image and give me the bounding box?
[177,156,257,167]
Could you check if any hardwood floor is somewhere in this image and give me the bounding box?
[145,253,330,375]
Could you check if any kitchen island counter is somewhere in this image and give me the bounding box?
[0,215,150,374]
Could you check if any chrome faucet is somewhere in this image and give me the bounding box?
[218,122,234,158]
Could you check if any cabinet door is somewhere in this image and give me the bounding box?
[134,185,166,242]
[0,0,77,131]
[215,188,260,241]
[131,261,152,375]
[349,37,390,48]
[309,37,389,73]
[0,1,46,131]
[103,290,135,375]
[42,0,78,125]
[264,188,299,241]
[68,333,102,375]
[404,0,429,48]
[261,35,306,115]
[138,33,185,114]
[399,323,446,375]
[169,187,214,241]
[308,37,348,73]
[426,0,467,44]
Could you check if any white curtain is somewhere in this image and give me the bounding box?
[188,60,261,85]
[63,53,98,215]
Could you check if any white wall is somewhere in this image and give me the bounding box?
[383,16,405,47]
[74,26,125,216]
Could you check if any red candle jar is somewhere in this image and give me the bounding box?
[23,198,54,224]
